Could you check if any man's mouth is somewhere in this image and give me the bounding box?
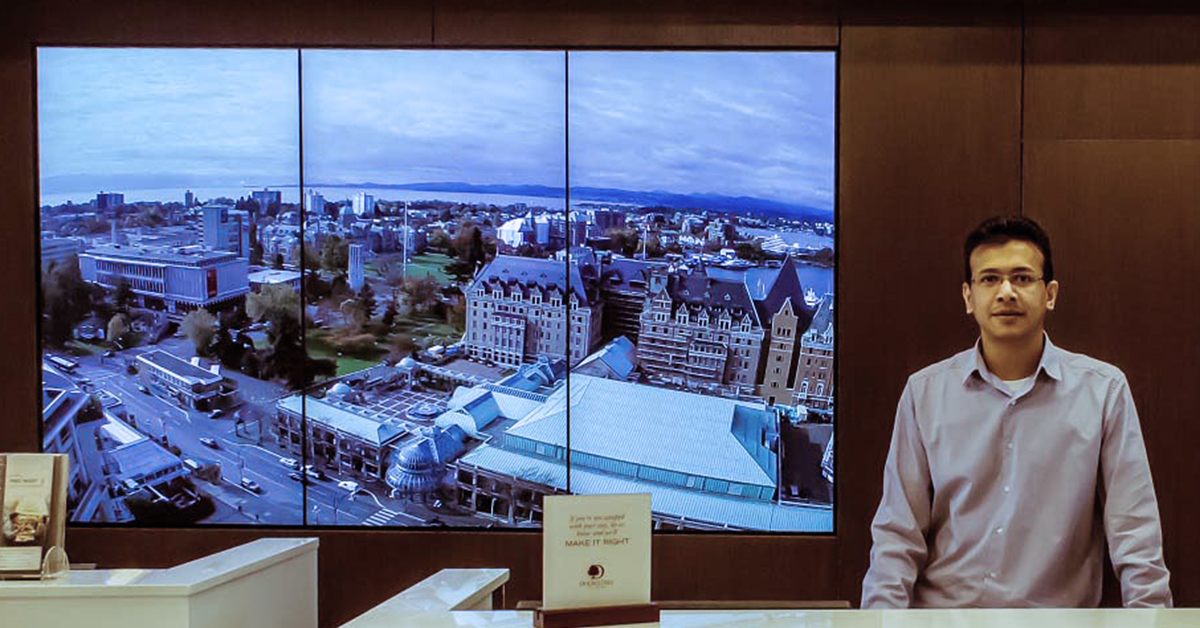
[993,311,1024,317]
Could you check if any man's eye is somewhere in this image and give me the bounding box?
[979,275,1000,285]
[1013,275,1036,285]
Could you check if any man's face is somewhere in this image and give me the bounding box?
[962,240,1059,344]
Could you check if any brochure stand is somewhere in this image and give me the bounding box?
[0,453,69,580]
[39,545,70,580]
[533,603,660,628]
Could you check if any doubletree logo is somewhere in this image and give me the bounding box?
[587,564,605,579]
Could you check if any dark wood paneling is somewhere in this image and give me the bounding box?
[1025,13,1200,140]
[651,535,838,602]
[837,20,1022,605]
[1025,139,1200,606]
[0,5,39,455]
[20,0,433,47]
[434,0,837,48]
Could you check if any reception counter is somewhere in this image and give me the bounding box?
[344,608,1200,628]
[0,537,318,628]
[339,568,1200,628]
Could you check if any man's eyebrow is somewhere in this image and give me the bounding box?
[975,264,1037,274]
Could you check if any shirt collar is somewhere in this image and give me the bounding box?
[960,332,1064,386]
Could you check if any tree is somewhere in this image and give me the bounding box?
[272,252,285,270]
[401,276,440,315]
[606,228,641,257]
[321,235,349,273]
[389,334,417,360]
[107,314,130,348]
[181,309,217,356]
[445,301,466,331]
[356,282,377,320]
[735,241,767,263]
[113,278,136,314]
[41,256,93,347]
[246,285,301,342]
[381,298,399,329]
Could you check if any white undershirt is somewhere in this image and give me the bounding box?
[1001,374,1036,392]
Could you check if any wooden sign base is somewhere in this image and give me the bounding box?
[533,603,660,628]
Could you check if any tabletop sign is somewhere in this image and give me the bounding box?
[542,493,652,615]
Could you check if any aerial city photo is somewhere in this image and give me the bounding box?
[37,48,835,531]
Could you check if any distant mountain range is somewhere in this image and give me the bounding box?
[313,181,833,221]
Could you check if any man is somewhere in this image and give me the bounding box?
[861,215,1171,608]
[2,512,16,543]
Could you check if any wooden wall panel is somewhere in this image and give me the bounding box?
[1025,13,1200,140]
[1025,9,1200,606]
[837,19,1022,604]
[18,0,433,46]
[1024,140,1200,606]
[434,0,837,48]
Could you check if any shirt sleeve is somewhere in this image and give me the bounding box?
[1101,375,1173,607]
[861,380,932,609]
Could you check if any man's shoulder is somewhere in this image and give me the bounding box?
[907,346,976,386]
[1050,343,1129,384]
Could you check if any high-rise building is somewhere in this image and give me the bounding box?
[465,255,600,368]
[349,243,365,290]
[304,189,326,214]
[591,208,626,234]
[202,204,250,256]
[352,192,375,217]
[184,189,196,208]
[95,192,124,210]
[251,188,281,211]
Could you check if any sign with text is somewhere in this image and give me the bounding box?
[542,493,651,610]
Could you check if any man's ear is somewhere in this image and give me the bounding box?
[962,282,974,315]
[1045,279,1059,311]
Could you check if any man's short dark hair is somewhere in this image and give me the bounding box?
[964,215,1054,283]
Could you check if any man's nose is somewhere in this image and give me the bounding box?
[995,279,1018,300]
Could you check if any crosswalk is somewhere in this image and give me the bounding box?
[362,508,400,526]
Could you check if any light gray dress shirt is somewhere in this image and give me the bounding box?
[862,336,1172,608]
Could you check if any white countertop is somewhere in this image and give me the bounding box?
[341,608,1200,628]
[0,537,317,598]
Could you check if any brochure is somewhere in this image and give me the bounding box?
[0,453,68,576]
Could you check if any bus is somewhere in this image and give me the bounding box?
[48,355,79,373]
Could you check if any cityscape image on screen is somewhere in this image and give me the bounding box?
[37,48,835,531]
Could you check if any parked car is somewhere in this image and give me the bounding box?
[239,478,262,493]
[303,465,327,481]
[279,457,299,469]
[337,480,359,493]
[287,471,309,484]
[137,384,150,394]
[102,350,116,358]
[199,437,219,449]
[209,408,226,418]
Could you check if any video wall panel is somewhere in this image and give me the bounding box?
[37,48,834,531]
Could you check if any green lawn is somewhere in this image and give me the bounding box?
[391,312,462,343]
[367,252,455,285]
[305,332,384,377]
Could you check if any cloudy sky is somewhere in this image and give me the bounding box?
[38,47,300,194]
[39,48,834,210]
[569,51,835,211]
[301,49,565,189]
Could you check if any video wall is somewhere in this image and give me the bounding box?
[37,48,836,531]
